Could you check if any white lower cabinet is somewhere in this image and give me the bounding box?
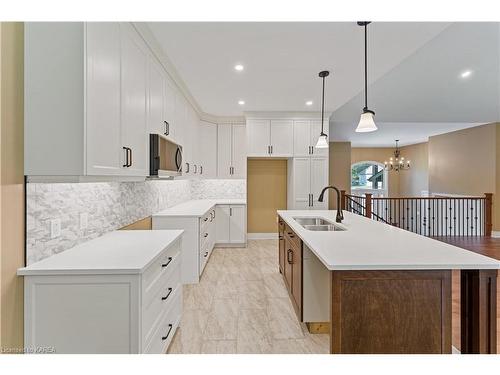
[21,237,182,354]
[215,204,247,245]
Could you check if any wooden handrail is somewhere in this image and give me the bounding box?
[365,193,372,219]
[484,193,492,237]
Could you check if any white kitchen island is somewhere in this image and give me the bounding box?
[277,210,500,354]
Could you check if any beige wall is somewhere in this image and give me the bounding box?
[247,159,287,233]
[428,123,496,196]
[0,22,24,351]
[351,147,400,196]
[328,142,351,209]
[496,123,500,232]
[398,142,429,196]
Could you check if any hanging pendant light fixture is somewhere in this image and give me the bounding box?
[315,70,330,148]
[355,21,378,133]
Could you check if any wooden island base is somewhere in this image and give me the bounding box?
[329,269,498,354]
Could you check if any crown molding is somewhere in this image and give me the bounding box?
[244,111,332,120]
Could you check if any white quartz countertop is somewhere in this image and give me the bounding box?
[153,199,246,217]
[277,210,500,271]
[18,230,183,276]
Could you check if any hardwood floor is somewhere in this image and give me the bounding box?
[433,236,500,353]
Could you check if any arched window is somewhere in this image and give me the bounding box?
[351,161,387,197]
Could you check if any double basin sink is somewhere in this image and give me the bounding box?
[293,217,345,232]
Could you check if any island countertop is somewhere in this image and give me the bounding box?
[277,210,500,271]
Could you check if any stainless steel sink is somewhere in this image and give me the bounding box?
[293,217,331,226]
[293,217,346,231]
[302,224,345,231]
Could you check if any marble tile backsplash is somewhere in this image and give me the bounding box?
[191,179,246,199]
[26,178,246,264]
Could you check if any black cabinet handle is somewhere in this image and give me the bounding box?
[194,164,197,174]
[122,146,128,167]
[271,145,273,154]
[204,251,208,258]
[161,324,173,341]
[161,287,173,301]
[204,217,208,222]
[128,148,132,167]
[204,233,208,238]
[185,162,190,173]
[164,121,169,136]
[200,165,203,175]
[287,249,293,264]
[161,257,173,268]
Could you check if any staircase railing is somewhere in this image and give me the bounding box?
[341,191,493,237]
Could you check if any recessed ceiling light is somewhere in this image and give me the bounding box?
[305,100,313,106]
[460,70,472,78]
[238,100,245,105]
[234,64,244,71]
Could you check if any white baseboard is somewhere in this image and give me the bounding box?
[247,233,278,240]
[491,231,500,238]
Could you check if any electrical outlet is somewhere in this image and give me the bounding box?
[50,219,61,238]
[80,212,88,230]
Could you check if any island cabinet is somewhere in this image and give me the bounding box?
[279,220,303,320]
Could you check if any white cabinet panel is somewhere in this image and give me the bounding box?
[229,205,246,244]
[231,124,247,178]
[147,59,166,136]
[217,125,232,179]
[85,23,122,176]
[293,158,311,209]
[247,119,270,157]
[164,79,176,140]
[270,120,293,157]
[199,121,217,178]
[120,26,148,176]
[310,157,329,209]
[310,120,329,157]
[293,121,311,157]
[215,205,230,243]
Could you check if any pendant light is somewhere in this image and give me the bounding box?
[355,21,378,133]
[315,70,330,148]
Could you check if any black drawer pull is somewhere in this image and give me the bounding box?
[204,251,208,257]
[161,287,173,301]
[161,257,173,268]
[287,249,293,264]
[161,324,173,341]
[204,217,208,222]
[204,233,208,238]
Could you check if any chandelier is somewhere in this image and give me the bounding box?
[384,140,410,171]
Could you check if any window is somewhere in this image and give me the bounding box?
[351,162,386,192]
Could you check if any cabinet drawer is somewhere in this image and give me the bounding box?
[200,209,213,229]
[144,286,182,354]
[142,238,181,303]
[199,242,212,275]
[142,268,181,344]
[284,224,301,250]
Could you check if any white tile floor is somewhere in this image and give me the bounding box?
[168,240,330,354]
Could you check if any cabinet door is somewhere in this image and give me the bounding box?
[231,123,246,178]
[270,120,294,157]
[310,157,329,209]
[164,79,176,141]
[283,237,293,290]
[292,158,312,210]
[310,120,329,157]
[293,121,311,157]
[246,119,270,157]
[120,25,148,176]
[85,22,122,176]
[229,205,246,244]
[278,220,285,274]
[215,205,230,243]
[147,58,166,136]
[217,125,232,178]
[199,121,217,178]
[291,244,302,319]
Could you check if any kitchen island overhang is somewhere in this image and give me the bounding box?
[277,210,500,354]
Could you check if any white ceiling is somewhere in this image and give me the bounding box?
[147,22,450,117]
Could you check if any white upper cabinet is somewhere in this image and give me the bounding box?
[120,25,148,176]
[217,123,246,179]
[147,58,167,137]
[293,120,329,157]
[246,119,270,157]
[198,121,217,178]
[269,120,294,157]
[246,119,293,157]
[85,23,122,176]
[231,123,247,178]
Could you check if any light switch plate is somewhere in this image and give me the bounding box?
[50,219,61,238]
[80,212,88,230]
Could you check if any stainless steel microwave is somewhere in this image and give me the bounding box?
[149,134,183,178]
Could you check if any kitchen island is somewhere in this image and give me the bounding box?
[277,210,500,354]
